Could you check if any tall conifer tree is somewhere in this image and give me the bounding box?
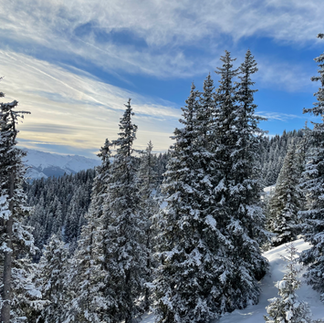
[300,34,324,297]
[66,139,111,323]
[138,140,159,311]
[101,99,147,323]
[153,83,227,322]
[209,50,267,312]
[0,90,43,322]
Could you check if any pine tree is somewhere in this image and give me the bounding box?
[0,90,44,322]
[101,99,147,323]
[268,143,303,246]
[299,34,324,297]
[265,243,312,323]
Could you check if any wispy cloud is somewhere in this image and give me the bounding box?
[257,111,306,122]
[0,50,180,156]
[1,0,323,81]
[256,59,317,92]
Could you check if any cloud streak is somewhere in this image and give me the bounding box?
[257,111,306,122]
[1,0,323,83]
[0,50,180,157]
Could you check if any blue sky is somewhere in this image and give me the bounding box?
[0,0,323,158]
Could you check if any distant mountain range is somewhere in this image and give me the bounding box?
[22,149,101,180]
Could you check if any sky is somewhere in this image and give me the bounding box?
[0,0,323,158]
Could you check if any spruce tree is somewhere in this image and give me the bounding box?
[269,143,303,246]
[66,139,111,323]
[0,91,43,322]
[299,34,324,297]
[101,99,147,323]
[209,50,268,312]
[153,83,225,322]
[138,140,159,311]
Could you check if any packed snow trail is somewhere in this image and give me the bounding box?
[140,239,324,322]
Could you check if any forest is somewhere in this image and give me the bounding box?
[1,41,324,323]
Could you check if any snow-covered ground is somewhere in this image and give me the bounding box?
[141,240,324,322]
[263,185,275,195]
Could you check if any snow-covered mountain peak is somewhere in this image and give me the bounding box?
[22,149,101,180]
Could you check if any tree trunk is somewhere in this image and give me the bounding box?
[1,172,14,323]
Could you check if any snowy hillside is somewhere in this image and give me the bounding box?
[22,149,100,180]
[141,240,324,323]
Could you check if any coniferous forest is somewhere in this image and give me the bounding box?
[2,38,324,323]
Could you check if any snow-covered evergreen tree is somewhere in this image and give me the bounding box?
[153,82,224,322]
[36,235,69,323]
[209,50,268,312]
[138,140,159,311]
[0,91,44,322]
[66,139,111,323]
[154,51,267,321]
[234,48,268,249]
[269,143,303,246]
[101,99,147,323]
[265,243,312,323]
[299,34,324,298]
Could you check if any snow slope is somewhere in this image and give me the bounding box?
[141,240,324,322]
[22,149,100,180]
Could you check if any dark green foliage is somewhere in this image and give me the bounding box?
[35,235,69,323]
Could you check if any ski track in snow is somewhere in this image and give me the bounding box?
[141,239,324,322]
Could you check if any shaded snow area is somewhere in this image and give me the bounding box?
[22,149,100,179]
[263,185,275,195]
[141,240,324,322]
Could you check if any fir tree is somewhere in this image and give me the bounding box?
[101,99,147,323]
[265,243,313,323]
[209,50,268,312]
[25,169,96,251]
[66,139,112,323]
[0,90,44,322]
[300,34,324,298]
[138,140,159,311]
[36,235,69,323]
[153,83,225,322]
